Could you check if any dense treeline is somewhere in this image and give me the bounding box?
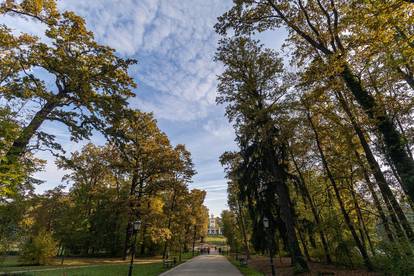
[0,0,208,265]
[217,0,414,274]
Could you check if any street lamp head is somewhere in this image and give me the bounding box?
[133,220,141,231]
[263,217,269,228]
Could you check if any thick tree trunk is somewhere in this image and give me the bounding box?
[123,174,141,259]
[290,152,332,263]
[5,97,61,161]
[341,65,414,202]
[335,91,414,242]
[306,111,373,270]
[264,146,309,271]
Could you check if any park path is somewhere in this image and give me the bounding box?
[160,254,242,276]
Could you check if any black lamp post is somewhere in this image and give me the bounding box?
[128,220,141,276]
[263,217,276,276]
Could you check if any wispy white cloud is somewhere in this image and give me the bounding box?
[203,119,235,139]
[59,0,230,122]
[59,0,161,56]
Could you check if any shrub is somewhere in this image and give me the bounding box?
[19,230,57,265]
[372,241,414,275]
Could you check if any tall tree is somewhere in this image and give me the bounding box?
[216,37,309,271]
[215,0,414,203]
[0,0,136,162]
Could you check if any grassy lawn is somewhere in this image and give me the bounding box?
[204,235,227,246]
[227,256,264,276]
[17,263,165,276]
[0,256,166,275]
[1,252,197,275]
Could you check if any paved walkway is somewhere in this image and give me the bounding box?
[161,254,242,276]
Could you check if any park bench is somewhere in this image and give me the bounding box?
[163,259,174,268]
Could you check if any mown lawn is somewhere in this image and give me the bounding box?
[27,263,164,275]
[204,235,227,246]
[1,253,196,275]
[0,256,166,275]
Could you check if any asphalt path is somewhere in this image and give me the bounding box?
[160,254,242,276]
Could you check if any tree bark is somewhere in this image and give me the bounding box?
[341,65,414,202]
[335,91,414,242]
[297,225,311,261]
[306,110,373,270]
[5,96,62,161]
[264,145,309,271]
[123,174,141,259]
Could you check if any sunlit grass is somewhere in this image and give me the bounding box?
[204,235,227,245]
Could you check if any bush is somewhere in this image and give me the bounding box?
[372,241,414,275]
[19,230,57,265]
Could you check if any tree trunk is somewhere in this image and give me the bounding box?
[353,149,395,243]
[348,179,375,256]
[335,90,414,242]
[236,199,250,259]
[5,97,62,161]
[163,188,177,259]
[264,146,309,271]
[341,65,414,202]
[396,117,413,160]
[306,110,373,270]
[123,174,141,259]
[192,225,197,256]
[140,224,147,255]
[290,152,332,264]
[297,226,311,261]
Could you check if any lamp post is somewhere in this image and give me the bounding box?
[128,220,141,276]
[263,217,276,276]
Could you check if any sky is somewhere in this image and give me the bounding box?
[2,0,286,217]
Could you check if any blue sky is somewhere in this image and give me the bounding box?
[2,0,286,216]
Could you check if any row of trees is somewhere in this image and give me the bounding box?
[0,0,208,265]
[217,0,414,274]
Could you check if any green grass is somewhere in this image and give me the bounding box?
[1,252,198,275]
[0,255,20,267]
[178,252,196,262]
[0,255,64,273]
[204,236,227,246]
[227,257,264,276]
[1,263,165,276]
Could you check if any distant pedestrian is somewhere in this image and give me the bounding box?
[207,247,210,254]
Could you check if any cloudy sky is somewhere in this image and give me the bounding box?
[2,0,286,216]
